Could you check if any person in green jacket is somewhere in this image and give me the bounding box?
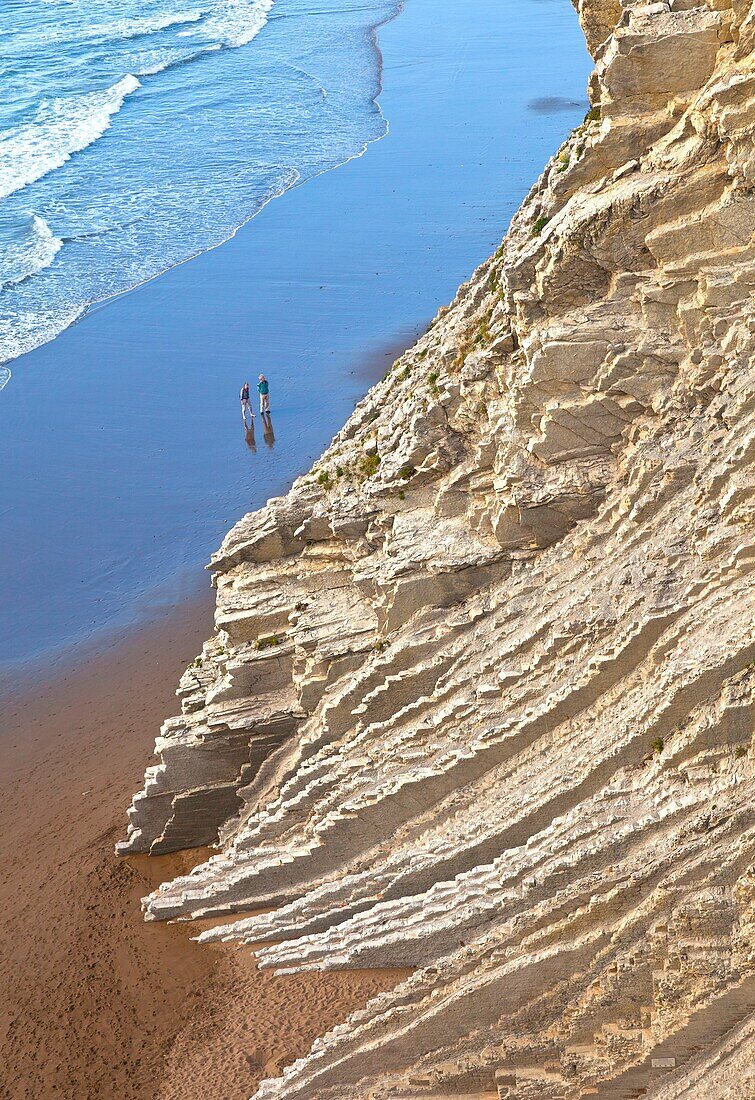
[257,374,270,415]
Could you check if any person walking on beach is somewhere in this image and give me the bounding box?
[240,381,253,425]
[258,373,270,415]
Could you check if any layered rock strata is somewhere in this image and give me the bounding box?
[120,1,755,1096]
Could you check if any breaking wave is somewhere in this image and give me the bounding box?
[0,76,142,203]
[179,0,273,47]
[0,215,64,290]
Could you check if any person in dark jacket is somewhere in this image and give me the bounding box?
[240,381,253,424]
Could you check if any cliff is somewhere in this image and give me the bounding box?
[119,0,755,1096]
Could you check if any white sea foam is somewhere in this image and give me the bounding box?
[0,75,141,202]
[30,0,271,51]
[83,9,204,44]
[16,8,204,47]
[132,42,221,78]
[0,215,63,289]
[179,0,273,48]
[0,368,10,391]
[0,298,85,366]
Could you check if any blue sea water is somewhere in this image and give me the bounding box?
[0,0,398,382]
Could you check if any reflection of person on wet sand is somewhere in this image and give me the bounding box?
[262,412,275,449]
[244,419,256,451]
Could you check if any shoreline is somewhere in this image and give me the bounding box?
[0,1,404,382]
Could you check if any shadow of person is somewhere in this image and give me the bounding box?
[244,421,257,452]
[262,412,275,449]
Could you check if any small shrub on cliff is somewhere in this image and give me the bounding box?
[557,153,570,173]
[651,737,664,755]
[399,464,416,481]
[360,452,381,477]
[256,635,281,651]
[453,340,472,370]
[317,470,331,488]
[475,318,491,346]
[584,106,601,124]
[735,745,749,759]
[427,371,438,391]
[532,216,550,236]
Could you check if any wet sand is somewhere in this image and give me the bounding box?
[0,598,408,1099]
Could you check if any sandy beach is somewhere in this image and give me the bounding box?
[0,597,408,1099]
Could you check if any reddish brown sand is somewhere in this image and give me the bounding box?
[0,603,409,1100]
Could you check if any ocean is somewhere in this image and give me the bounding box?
[0,0,399,385]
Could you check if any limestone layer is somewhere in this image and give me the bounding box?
[120,1,755,1097]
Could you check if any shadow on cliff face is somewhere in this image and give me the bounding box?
[352,327,428,388]
[528,95,588,113]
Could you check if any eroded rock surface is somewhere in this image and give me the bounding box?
[120,1,755,1096]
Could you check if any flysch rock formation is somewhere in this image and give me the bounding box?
[119,0,755,1096]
